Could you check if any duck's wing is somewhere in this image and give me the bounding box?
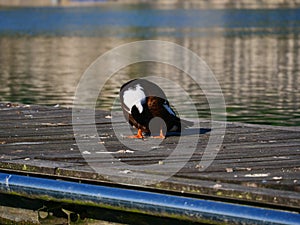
[161,100,193,131]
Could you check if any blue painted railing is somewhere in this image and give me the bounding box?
[0,172,299,224]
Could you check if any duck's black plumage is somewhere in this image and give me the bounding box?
[119,79,192,138]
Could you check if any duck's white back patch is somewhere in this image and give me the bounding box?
[123,84,146,113]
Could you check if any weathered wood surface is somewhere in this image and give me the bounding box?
[0,103,300,211]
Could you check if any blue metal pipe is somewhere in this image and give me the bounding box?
[0,172,299,224]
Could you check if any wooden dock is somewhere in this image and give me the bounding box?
[0,103,299,224]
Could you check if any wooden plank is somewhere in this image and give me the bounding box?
[0,103,299,210]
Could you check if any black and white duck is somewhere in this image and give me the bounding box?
[119,79,192,138]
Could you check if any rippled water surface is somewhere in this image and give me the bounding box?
[0,5,300,126]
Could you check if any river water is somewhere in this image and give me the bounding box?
[0,4,300,126]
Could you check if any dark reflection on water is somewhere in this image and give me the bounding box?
[0,6,300,126]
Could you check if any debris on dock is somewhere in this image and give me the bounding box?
[0,103,299,224]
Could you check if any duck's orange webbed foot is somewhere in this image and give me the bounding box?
[151,128,166,139]
[127,129,144,139]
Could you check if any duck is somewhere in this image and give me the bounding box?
[119,79,193,139]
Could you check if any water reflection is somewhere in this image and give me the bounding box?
[0,6,299,126]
